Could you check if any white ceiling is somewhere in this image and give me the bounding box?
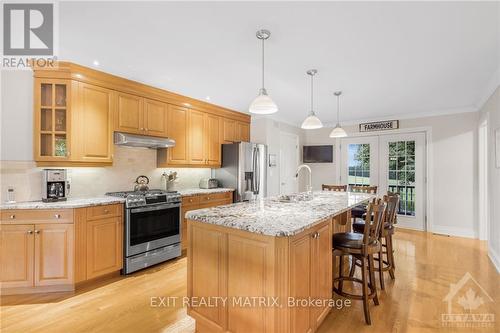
[59,1,499,126]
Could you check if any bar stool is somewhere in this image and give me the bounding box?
[332,198,386,325]
[322,184,347,192]
[350,186,378,221]
[351,193,399,290]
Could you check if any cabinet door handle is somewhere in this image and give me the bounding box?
[54,214,61,219]
[140,127,145,131]
[67,151,71,157]
[9,214,15,219]
[34,230,40,234]
[145,128,149,131]
[104,209,109,213]
[27,230,33,235]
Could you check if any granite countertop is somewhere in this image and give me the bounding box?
[178,188,234,196]
[186,191,374,237]
[0,197,126,210]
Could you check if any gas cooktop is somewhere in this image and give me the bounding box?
[106,189,181,208]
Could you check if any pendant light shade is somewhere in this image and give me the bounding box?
[249,29,278,115]
[329,91,347,138]
[301,69,323,129]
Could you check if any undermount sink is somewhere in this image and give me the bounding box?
[276,192,314,203]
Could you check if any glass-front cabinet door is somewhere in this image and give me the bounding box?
[35,79,71,161]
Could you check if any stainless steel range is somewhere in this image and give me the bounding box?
[106,189,182,274]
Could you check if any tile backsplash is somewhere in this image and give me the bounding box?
[0,146,211,202]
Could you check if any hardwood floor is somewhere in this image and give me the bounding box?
[1,229,498,333]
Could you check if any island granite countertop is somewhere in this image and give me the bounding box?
[186,191,374,237]
[178,188,234,197]
[0,197,126,210]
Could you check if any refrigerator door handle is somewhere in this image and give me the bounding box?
[255,147,260,194]
[251,147,258,193]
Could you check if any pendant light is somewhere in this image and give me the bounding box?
[329,91,347,138]
[249,29,278,114]
[301,69,323,129]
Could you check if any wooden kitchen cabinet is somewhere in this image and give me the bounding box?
[206,114,222,166]
[73,82,114,163]
[34,78,72,162]
[34,223,74,287]
[115,92,143,135]
[188,109,207,165]
[158,105,189,165]
[143,98,168,137]
[0,224,35,289]
[236,121,250,142]
[222,118,236,143]
[86,216,123,279]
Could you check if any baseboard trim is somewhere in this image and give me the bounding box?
[431,226,477,239]
[488,246,500,274]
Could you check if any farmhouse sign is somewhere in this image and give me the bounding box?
[359,120,399,132]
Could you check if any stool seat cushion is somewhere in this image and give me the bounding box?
[351,205,366,218]
[352,218,391,233]
[333,232,364,249]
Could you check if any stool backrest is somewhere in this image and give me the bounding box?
[322,184,347,192]
[351,185,378,194]
[363,198,386,247]
[384,193,399,228]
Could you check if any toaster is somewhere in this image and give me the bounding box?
[199,178,218,189]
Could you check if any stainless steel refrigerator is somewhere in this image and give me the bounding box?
[214,142,267,202]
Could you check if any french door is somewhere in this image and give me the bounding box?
[340,132,426,230]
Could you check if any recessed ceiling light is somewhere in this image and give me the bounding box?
[183,103,191,107]
[205,96,211,101]
[93,60,100,66]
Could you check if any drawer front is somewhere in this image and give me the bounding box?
[86,204,122,220]
[1,209,73,224]
[199,192,232,204]
[182,195,200,206]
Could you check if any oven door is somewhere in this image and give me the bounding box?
[125,203,181,257]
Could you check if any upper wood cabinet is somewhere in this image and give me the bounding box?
[143,98,167,137]
[72,82,114,163]
[34,78,72,162]
[34,62,250,167]
[115,92,143,135]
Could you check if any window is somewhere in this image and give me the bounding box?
[348,143,370,188]
[388,141,415,216]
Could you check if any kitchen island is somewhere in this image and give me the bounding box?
[185,191,373,333]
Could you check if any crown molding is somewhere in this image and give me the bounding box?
[475,68,500,111]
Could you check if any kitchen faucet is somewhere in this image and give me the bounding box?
[295,164,313,194]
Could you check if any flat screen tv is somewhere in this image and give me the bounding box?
[303,145,333,163]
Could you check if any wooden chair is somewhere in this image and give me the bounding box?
[351,193,399,290]
[322,184,347,192]
[350,186,378,220]
[351,185,378,194]
[332,198,386,325]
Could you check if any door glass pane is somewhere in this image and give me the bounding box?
[54,135,67,157]
[41,84,52,106]
[387,140,416,216]
[129,207,180,246]
[55,109,66,132]
[348,143,370,188]
[55,84,66,107]
[41,134,53,156]
[41,109,52,131]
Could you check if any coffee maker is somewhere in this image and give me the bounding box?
[42,169,70,202]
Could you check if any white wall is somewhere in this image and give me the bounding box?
[303,112,480,239]
[479,87,500,272]
[251,117,305,196]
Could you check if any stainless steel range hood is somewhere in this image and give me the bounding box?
[114,132,175,149]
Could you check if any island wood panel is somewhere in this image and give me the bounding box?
[0,224,35,289]
[187,215,344,333]
[74,82,114,163]
[34,223,74,287]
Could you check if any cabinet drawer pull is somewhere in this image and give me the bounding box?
[34,230,40,234]
[27,230,33,235]
[54,214,61,219]
[9,214,15,219]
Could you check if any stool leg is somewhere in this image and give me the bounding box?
[368,254,379,306]
[338,254,344,292]
[387,235,395,279]
[378,247,385,290]
[361,256,371,325]
[349,258,356,278]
